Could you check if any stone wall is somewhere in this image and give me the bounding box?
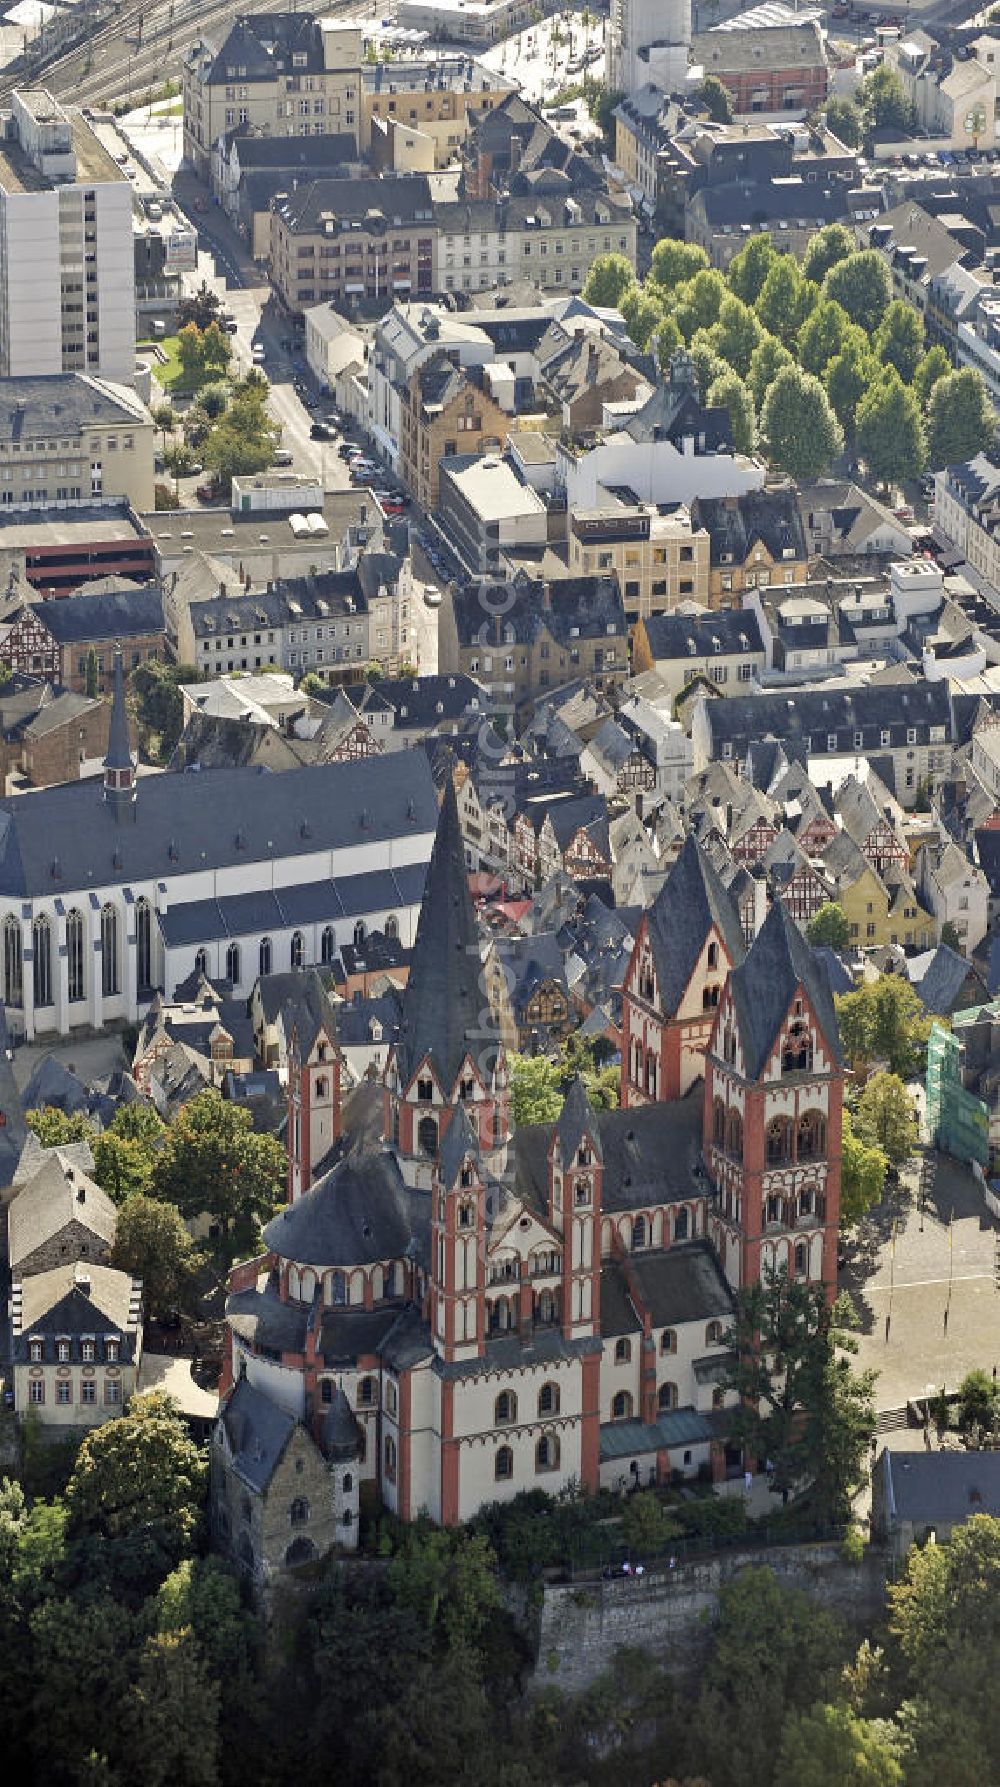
[533,1541,889,1697]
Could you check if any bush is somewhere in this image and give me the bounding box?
[622,1492,680,1554]
[675,1494,748,1539]
[957,1369,998,1432]
[842,1524,866,1564]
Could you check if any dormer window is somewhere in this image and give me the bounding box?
[458,1199,475,1228]
[105,1339,119,1363]
[81,1339,95,1362]
[459,1077,475,1100]
[56,1338,70,1363]
[417,1077,434,1102]
[577,1145,591,1167]
[29,1339,43,1363]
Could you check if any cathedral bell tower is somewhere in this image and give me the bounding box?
[430,1104,486,1365]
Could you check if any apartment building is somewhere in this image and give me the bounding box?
[399,351,508,510]
[934,454,1000,594]
[0,376,155,513]
[361,54,514,160]
[691,488,809,605]
[567,500,710,619]
[182,13,363,176]
[433,191,637,300]
[268,174,437,314]
[0,90,135,383]
[441,570,629,708]
[182,558,414,683]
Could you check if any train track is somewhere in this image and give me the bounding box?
[0,0,378,110]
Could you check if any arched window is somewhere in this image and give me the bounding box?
[538,1382,560,1415]
[32,914,52,1008]
[495,1445,513,1480]
[797,1111,826,1161]
[100,904,119,997]
[384,1435,397,1482]
[289,1497,310,1527]
[315,1076,328,1100]
[354,920,366,948]
[195,947,208,977]
[291,931,304,969]
[225,941,241,986]
[713,1098,725,1147]
[707,941,718,969]
[417,1114,438,1156]
[632,1215,647,1250]
[385,914,399,941]
[494,1390,517,1424]
[2,914,21,1008]
[259,937,272,977]
[328,1270,346,1306]
[674,1208,689,1242]
[766,1117,793,1166]
[794,1242,808,1277]
[611,1390,633,1421]
[782,1021,813,1074]
[703,984,719,1011]
[66,909,85,1004]
[135,897,152,991]
[536,1433,559,1472]
[658,1381,678,1412]
[536,1288,557,1325]
[661,1328,677,1354]
[726,1110,743,1157]
[615,1338,631,1365]
[706,1320,723,1345]
[285,1536,317,1566]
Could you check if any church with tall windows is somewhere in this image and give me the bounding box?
[0,649,439,1040]
[213,776,845,1586]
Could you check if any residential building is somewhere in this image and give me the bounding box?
[268,173,437,314]
[182,13,364,177]
[556,352,765,514]
[823,832,934,950]
[686,174,860,270]
[8,1151,116,1278]
[437,452,549,574]
[440,570,628,708]
[797,479,916,560]
[886,33,995,150]
[399,352,508,511]
[568,499,710,619]
[863,203,988,331]
[11,1261,143,1427]
[13,688,115,787]
[0,90,135,382]
[302,303,364,396]
[874,1449,1000,1565]
[692,489,809,604]
[916,839,990,952]
[361,54,515,160]
[394,0,538,44]
[0,649,440,1038]
[431,190,638,304]
[212,132,360,252]
[0,376,154,514]
[544,333,652,437]
[632,608,766,704]
[691,9,828,117]
[1,583,164,692]
[934,454,1000,595]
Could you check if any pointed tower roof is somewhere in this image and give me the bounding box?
[104,644,132,772]
[0,1002,28,1188]
[322,1385,363,1462]
[556,1075,602,1166]
[644,834,746,1018]
[395,776,497,1090]
[439,1101,480,1190]
[728,899,842,1081]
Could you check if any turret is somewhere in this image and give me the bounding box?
[103,644,136,823]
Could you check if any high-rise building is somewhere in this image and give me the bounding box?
[608,0,692,98]
[0,90,135,384]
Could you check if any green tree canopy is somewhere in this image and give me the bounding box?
[856,368,927,486]
[687,331,728,400]
[798,299,852,377]
[65,1392,207,1549]
[111,1193,204,1318]
[824,332,878,438]
[653,312,684,368]
[649,237,709,293]
[26,1106,94,1147]
[802,221,856,284]
[699,73,733,122]
[708,293,763,378]
[861,64,916,133]
[854,1071,918,1169]
[708,369,757,457]
[822,251,892,335]
[840,1109,888,1228]
[823,98,863,148]
[727,233,778,306]
[761,364,844,479]
[835,975,933,1076]
[806,902,851,949]
[131,660,201,759]
[200,320,231,372]
[620,283,665,350]
[150,1087,285,1253]
[926,367,996,469]
[177,281,221,332]
[675,268,728,339]
[121,1627,221,1787]
[582,251,635,308]
[913,344,951,408]
[755,254,810,346]
[775,1702,904,1787]
[748,332,794,412]
[875,298,925,383]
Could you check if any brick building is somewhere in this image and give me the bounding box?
[1,583,164,692]
[399,351,508,510]
[691,16,828,115]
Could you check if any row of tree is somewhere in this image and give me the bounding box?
[153,367,280,498]
[583,228,995,484]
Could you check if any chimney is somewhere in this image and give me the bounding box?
[75,1271,91,1297]
[542,582,551,610]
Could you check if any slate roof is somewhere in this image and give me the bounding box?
[693,488,807,570]
[25,583,163,644]
[273,172,435,236]
[627,1242,734,1327]
[220,1375,297,1494]
[13,1263,141,1353]
[907,944,977,1014]
[642,608,764,663]
[517,1089,705,1216]
[728,897,842,1080]
[226,1277,309,1353]
[556,1075,602,1167]
[881,1448,1000,1526]
[0,749,439,899]
[263,1147,417,1268]
[258,967,338,1057]
[452,573,626,652]
[644,834,746,1020]
[8,1153,116,1272]
[323,1384,363,1461]
[621,364,734,454]
[0,374,148,441]
[394,776,498,1090]
[438,1101,479,1190]
[700,680,953,757]
[0,1002,27,1185]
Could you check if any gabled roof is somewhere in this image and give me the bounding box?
[556,1075,602,1166]
[24,583,163,645]
[727,898,842,1080]
[644,834,745,1019]
[439,1101,479,1190]
[220,1375,297,1494]
[9,1152,116,1271]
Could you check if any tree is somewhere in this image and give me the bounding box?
[802,223,856,287]
[176,323,206,382]
[913,345,951,409]
[699,73,733,123]
[823,97,863,149]
[29,1594,137,1784]
[688,330,728,399]
[675,268,728,339]
[177,280,221,331]
[708,294,763,378]
[856,369,926,487]
[653,312,684,368]
[582,251,634,309]
[755,254,809,346]
[111,1194,203,1318]
[835,975,932,1077]
[798,299,852,377]
[151,401,176,437]
[926,367,996,469]
[723,1269,876,1518]
[840,1109,888,1228]
[85,647,99,699]
[121,1628,220,1787]
[509,1053,563,1126]
[825,333,877,438]
[649,237,709,293]
[620,284,665,351]
[775,1703,904,1787]
[65,1391,207,1548]
[149,1087,285,1252]
[200,320,231,372]
[761,365,843,479]
[163,441,195,480]
[805,902,849,950]
[707,370,756,457]
[955,1368,999,1432]
[727,233,777,306]
[92,1125,160,1202]
[875,298,925,384]
[199,380,229,419]
[861,64,916,134]
[26,1106,94,1148]
[131,660,201,759]
[183,403,212,450]
[586,81,623,154]
[748,332,794,413]
[822,251,892,335]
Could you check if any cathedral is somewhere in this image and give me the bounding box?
[213,778,844,1580]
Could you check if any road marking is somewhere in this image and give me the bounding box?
[863,1272,993,1292]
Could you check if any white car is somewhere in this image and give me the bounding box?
[423,587,442,608]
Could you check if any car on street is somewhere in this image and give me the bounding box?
[423,586,442,607]
[310,422,337,441]
[274,447,294,466]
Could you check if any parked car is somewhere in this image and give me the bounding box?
[310,422,336,441]
[274,447,294,466]
[196,481,220,503]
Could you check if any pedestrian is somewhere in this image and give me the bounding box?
[765,1457,774,1480]
[744,1467,753,1493]
[622,1559,631,1576]
[668,1555,676,1571]
[635,1563,645,1579]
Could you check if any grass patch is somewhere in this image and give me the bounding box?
[151,336,229,397]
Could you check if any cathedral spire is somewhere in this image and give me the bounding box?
[103,644,136,822]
